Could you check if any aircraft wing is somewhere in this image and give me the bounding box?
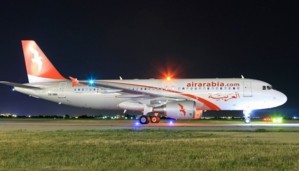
[79,80,186,106]
[0,81,42,90]
[71,77,156,98]
[80,80,159,97]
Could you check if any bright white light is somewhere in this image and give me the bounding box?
[135,122,140,126]
[169,120,174,125]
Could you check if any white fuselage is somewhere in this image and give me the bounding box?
[14,78,287,112]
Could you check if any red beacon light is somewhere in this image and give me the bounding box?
[160,69,175,81]
[166,76,172,81]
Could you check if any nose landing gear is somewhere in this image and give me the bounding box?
[243,110,251,124]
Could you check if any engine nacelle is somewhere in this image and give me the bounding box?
[118,101,144,111]
[153,101,202,119]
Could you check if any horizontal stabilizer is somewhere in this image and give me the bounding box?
[0,81,42,90]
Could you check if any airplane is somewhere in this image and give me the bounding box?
[0,40,287,124]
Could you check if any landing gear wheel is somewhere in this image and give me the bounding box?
[139,115,149,124]
[150,116,160,123]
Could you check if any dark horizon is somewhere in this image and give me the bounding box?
[0,1,298,117]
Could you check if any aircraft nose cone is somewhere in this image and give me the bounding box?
[275,91,287,106]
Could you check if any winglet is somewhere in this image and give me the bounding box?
[69,76,81,87]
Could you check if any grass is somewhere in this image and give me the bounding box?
[0,130,298,170]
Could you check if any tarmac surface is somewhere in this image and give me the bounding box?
[0,119,299,131]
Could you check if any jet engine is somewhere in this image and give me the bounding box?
[153,101,202,119]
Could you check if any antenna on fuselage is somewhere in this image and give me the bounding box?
[119,76,123,80]
[241,75,244,79]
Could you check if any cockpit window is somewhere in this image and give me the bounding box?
[263,85,272,90]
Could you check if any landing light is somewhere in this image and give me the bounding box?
[166,76,172,81]
[169,120,174,125]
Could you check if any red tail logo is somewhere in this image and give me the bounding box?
[22,40,66,83]
[30,47,43,73]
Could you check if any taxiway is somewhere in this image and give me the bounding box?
[0,119,299,131]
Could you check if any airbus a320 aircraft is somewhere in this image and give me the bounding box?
[0,40,287,124]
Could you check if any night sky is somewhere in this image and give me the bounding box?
[0,1,298,116]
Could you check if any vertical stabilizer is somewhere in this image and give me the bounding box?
[21,40,66,83]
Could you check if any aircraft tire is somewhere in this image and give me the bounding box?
[156,116,160,123]
[150,116,160,123]
[139,116,149,124]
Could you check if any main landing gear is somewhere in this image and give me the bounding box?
[139,115,160,124]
